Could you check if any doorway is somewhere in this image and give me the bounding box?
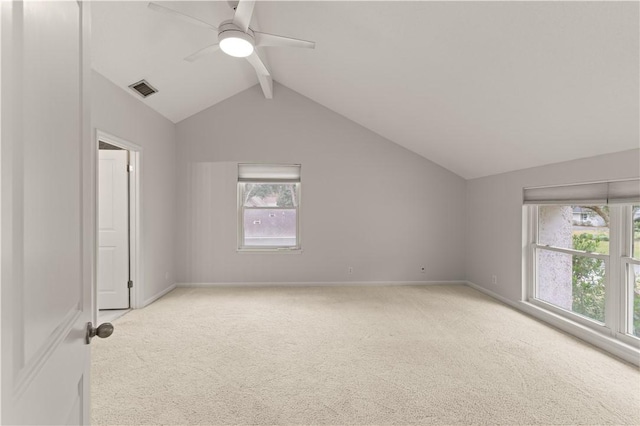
[96,130,142,321]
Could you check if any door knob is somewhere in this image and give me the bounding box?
[86,322,114,344]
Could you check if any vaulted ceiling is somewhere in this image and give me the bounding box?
[92,1,639,179]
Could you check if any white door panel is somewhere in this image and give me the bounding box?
[1,1,93,424]
[98,150,129,309]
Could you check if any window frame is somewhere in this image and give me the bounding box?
[526,204,639,348]
[618,205,640,345]
[620,259,640,343]
[237,181,302,253]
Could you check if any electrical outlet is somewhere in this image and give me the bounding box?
[492,275,497,285]
[420,266,426,273]
[348,266,353,274]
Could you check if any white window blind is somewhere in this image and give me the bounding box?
[523,179,640,205]
[608,179,640,204]
[238,163,301,182]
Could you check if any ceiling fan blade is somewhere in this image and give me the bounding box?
[232,0,255,32]
[254,31,316,49]
[245,51,273,99]
[148,2,217,30]
[245,51,269,76]
[184,44,220,62]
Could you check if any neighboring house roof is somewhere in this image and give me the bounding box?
[573,207,594,214]
[244,209,296,238]
[246,195,279,207]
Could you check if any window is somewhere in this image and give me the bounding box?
[238,164,301,251]
[535,205,608,323]
[525,179,640,346]
[625,205,640,337]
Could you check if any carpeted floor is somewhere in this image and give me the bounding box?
[92,285,640,425]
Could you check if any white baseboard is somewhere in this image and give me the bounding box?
[142,283,177,308]
[464,281,640,367]
[464,281,520,309]
[177,280,465,288]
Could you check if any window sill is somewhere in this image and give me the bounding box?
[518,300,640,366]
[237,248,303,254]
[527,297,607,331]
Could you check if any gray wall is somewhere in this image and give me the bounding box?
[175,84,467,284]
[465,149,640,302]
[92,73,638,296]
[92,71,177,303]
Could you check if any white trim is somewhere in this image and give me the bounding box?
[620,204,640,344]
[80,3,93,423]
[95,130,144,310]
[0,1,4,413]
[465,281,520,308]
[523,177,640,191]
[523,205,536,302]
[96,130,142,152]
[623,257,640,266]
[526,297,609,330]
[532,243,609,260]
[177,281,465,288]
[237,248,303,254]
[142,283,176,307]
[465,281,640,366]
[608,206,623,340]
[621,259,640,346]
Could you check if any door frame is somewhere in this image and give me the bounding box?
[95,130,144,311]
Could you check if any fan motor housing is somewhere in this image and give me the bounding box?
[218,20,255,44]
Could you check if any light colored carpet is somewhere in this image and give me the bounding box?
[92,285,640,425]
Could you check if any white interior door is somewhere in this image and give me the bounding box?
[1,1,95,424]
[98,150,130,309]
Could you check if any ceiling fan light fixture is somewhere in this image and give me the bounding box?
[219,30,254,58]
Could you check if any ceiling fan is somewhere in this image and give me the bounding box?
[148,0,316,99]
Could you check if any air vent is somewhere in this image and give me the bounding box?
[128,80,158,98]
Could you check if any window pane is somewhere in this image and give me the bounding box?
[630,264,640,338]
[536,249,605,323]
[243,183,298,208]
[243,209,297,247]
[633,205,640,259]
[538,205,610,254]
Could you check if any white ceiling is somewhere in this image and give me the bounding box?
[92,1,262,122]
[92,1,639,179]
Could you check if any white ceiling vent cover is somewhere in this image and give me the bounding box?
[128,79,158,98]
